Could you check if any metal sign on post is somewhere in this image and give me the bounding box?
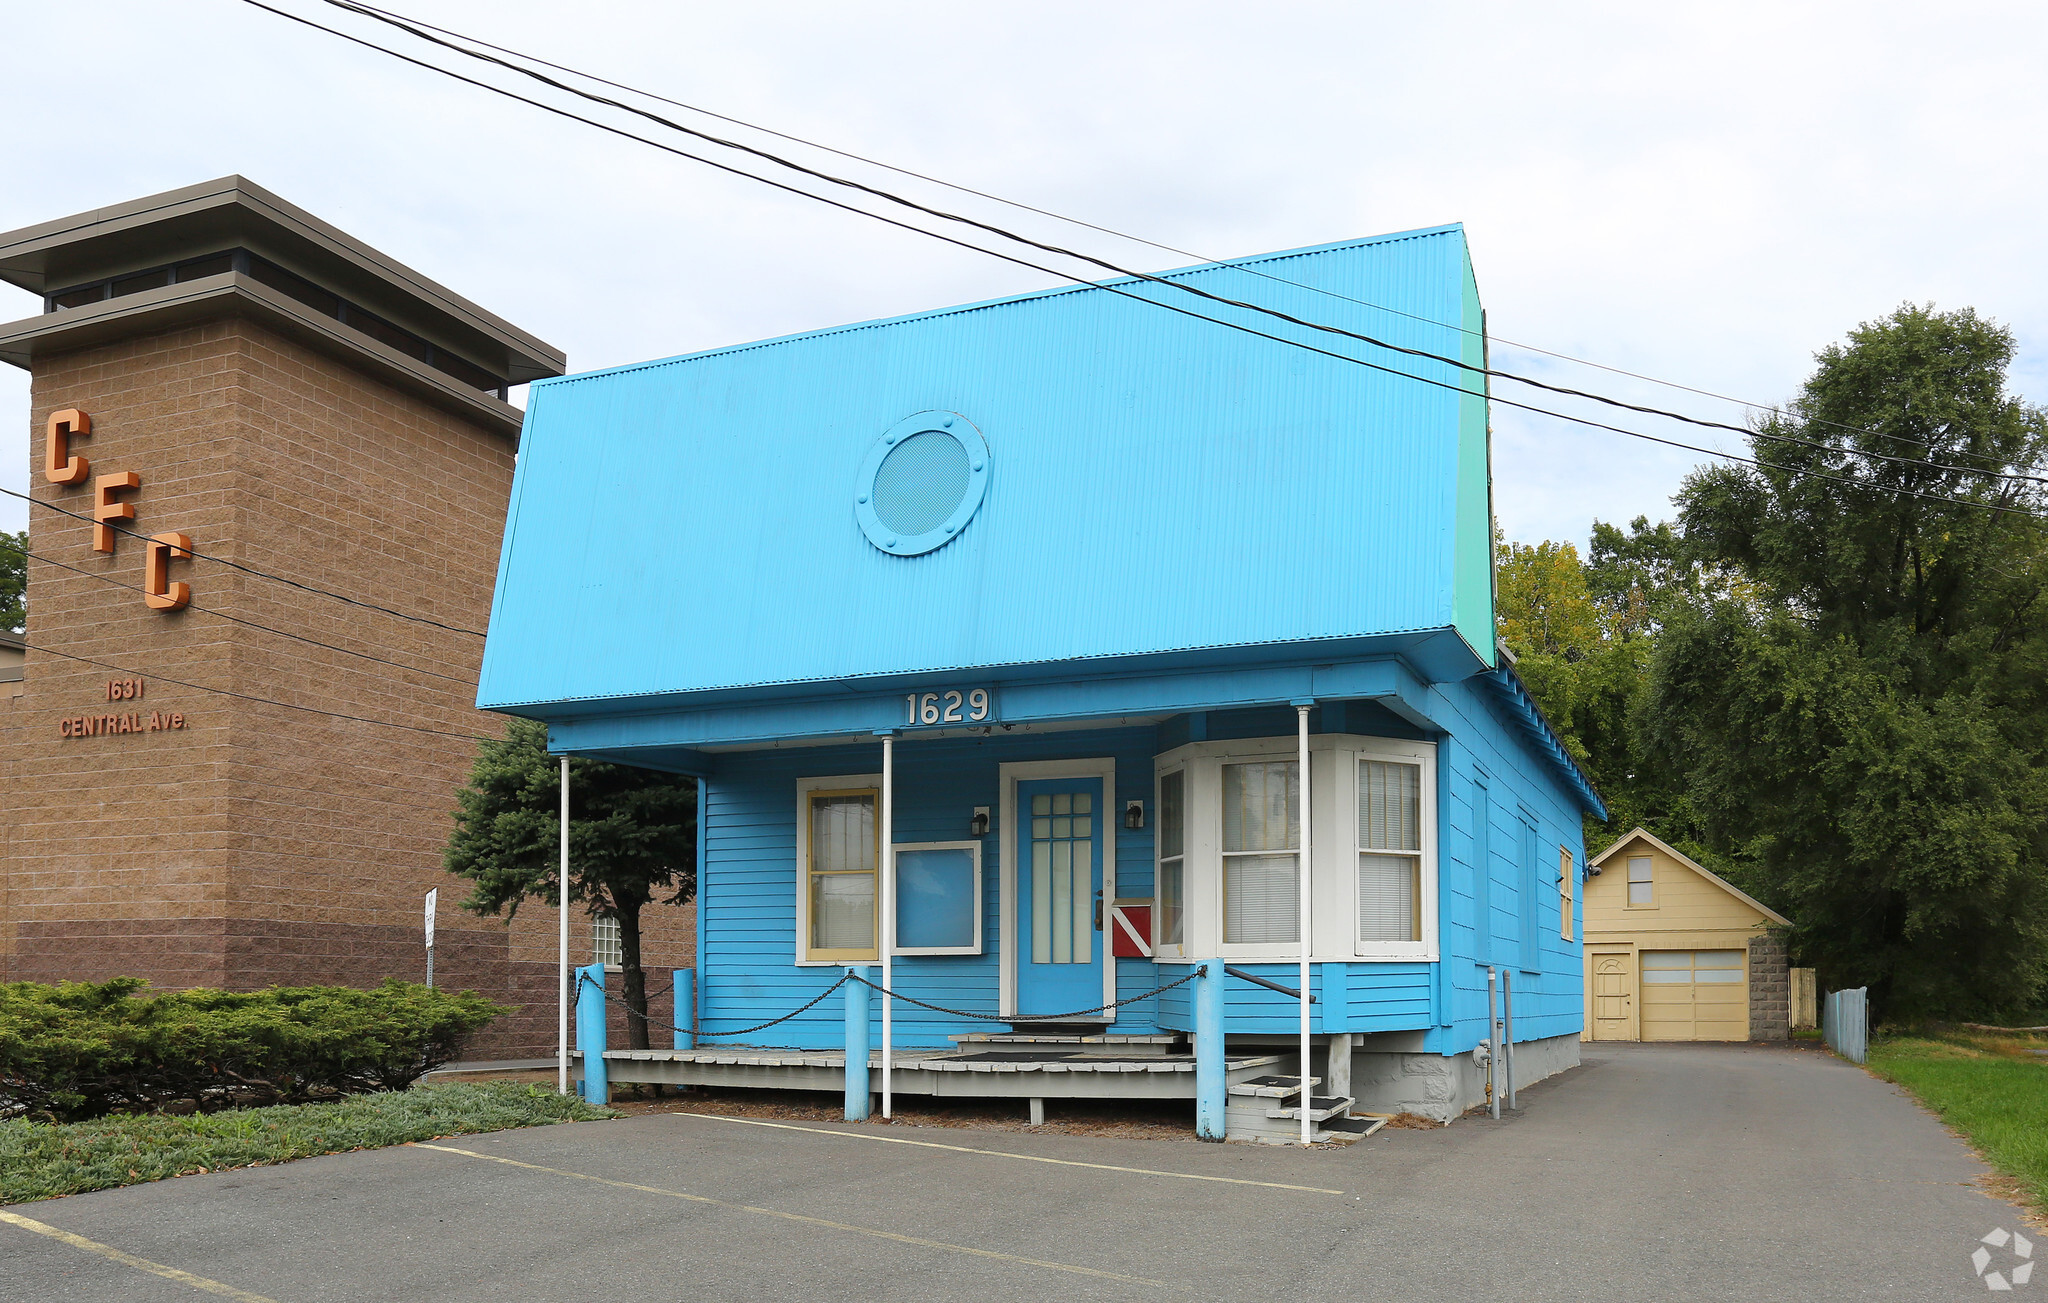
[424,888,438,988]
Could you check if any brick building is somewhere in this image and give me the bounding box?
[0,178,695,1057]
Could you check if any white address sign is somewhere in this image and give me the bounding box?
[904,688,994,726]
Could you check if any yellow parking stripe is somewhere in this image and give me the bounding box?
[0,1210,281,1303]
[415,1143,1174,1288]
[673,1112,1347,1194]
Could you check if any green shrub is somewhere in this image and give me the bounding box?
[0,978,506,1122]
[0,1082,612,1203]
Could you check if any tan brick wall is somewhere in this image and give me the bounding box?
[0,315,694,1059]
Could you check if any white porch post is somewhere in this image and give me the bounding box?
[558,753,570,1097]
[880,731,895,1119]
[1296,703,1312,1146]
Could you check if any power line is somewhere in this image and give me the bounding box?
[238,0,2048,521]
[0,485,488,639]
[0,534,477,687]
[304,0,2048,493]
[15,634,497,743]
[334,0,2038,478]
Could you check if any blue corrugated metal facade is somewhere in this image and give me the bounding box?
[478,225,1493,713]
[482,225,1601,1059]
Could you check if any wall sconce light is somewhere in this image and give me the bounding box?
[970,806,990,837]
[1124,799,1145,831]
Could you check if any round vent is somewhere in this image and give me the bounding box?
[854,412,990,556]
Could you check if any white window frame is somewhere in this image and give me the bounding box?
[1153,734,1438,964]
[592,915,623,970]
[996,757,1118,1022]
[1152,762,1189,959]
[1626,854,1656,909]
[794,772,883,966]
[890,839,984,957]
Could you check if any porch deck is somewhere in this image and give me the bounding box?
[578,1044,1285,1100]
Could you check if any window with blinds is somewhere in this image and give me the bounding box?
[1357,759,1422,943]
[1222,760,1299,944]
[806,789,878,961]
[1156,768,1185,948]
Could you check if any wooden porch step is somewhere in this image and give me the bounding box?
[1227,1073,1320,1099]
[1265,1094,1354,1123]
[952,1031,1184,1057]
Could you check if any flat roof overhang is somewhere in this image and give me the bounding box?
[0,271,530,437]
[0,175,564,397]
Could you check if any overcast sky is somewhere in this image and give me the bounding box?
[4,1,2044,549]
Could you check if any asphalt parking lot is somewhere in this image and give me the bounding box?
[2,1042,2029,1302]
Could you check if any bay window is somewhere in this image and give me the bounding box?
[1156,768,1186,950]
[1357,759,1422,943]
[1153,734,1437,962]
[1222,761,1300,944]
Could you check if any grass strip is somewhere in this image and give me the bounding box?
[1867,1031,2048,1215]
[0,1082,614,1205]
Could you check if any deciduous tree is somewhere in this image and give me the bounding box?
[1645,304,2048,1018]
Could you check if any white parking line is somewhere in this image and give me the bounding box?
[0,1209,281,1302]
[415,1143,1178,1288]
[672,1112,1348,1194]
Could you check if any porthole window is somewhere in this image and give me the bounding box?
[855,411,990,556]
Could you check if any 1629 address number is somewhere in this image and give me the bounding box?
[905,688,993,726]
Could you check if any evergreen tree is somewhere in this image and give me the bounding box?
[1,530,25,633]
[444,718,697,1049]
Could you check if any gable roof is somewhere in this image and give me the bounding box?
[1590,827,1791,925]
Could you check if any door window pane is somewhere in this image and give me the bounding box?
[1030,787,1096,965]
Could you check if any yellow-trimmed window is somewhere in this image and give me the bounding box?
[1558,846,1574,940]
[806,788,879,962]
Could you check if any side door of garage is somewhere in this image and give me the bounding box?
[1589,951,1635,1040]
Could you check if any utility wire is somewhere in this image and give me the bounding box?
[0,485,488,639]
[15,634,497,743]
[305,0,2048,493]
[0,535,476,687]
[334,0,2037,477]
[236,0,2048,521]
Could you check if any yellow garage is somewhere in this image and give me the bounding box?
[1581,829,1791,1043]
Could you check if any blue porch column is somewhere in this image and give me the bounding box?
[844,967,872,1120]
[673,968,696,1051]
[1195,958,1225,1141]
[574,962,607,1105]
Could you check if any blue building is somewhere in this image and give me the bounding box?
[481,224,1603,1133]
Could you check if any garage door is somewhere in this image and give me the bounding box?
[1641,950,1747,1041]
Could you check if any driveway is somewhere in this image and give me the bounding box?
[1,1043,2027,1301]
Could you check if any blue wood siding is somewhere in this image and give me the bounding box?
[700,725,1160,1049]
[694,674,1587,1054]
